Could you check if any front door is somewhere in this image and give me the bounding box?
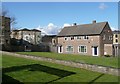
[92,46,98,56]
[58,46,63,53]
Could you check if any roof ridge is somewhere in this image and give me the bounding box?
[64,21,108,28]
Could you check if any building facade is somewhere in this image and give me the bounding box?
[56,21,113,56]
[11,28,41,45]
[113,30,120,57]
[0,16,11,51]
[10,28,41,51]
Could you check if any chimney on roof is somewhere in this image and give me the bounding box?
[92,20,96,24]
[73,23,77,26]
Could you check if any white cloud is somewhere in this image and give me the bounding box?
[35,23,60,35]
[99,3,107,10]
[35,26,48,35]
[35,23,72,35]
[63,23,71,27]
[111,27,118,31]
[48,23,55,27]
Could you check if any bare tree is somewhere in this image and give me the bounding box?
[2,9,17,31]
[10,16,17,31]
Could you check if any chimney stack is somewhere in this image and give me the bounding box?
[92,20,96,24]
[73,23,77,26]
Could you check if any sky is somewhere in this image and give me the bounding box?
[2,2,118,35]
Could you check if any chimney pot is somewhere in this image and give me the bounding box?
[73,23,77,26]
[92,20,96,23]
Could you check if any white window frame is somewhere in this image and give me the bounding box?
[115,34,118,38]
[77,36,81,40]
[71,36,74,40]
[109,35,113,40]
[66,45,74,52]
[58,46,63,53]
[78,45,87,53]
[64,37,68,41]
[84,36,89,40]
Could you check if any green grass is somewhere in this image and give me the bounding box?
[17,52,119,68]
[2,54,119,83]
[0,53,2,68]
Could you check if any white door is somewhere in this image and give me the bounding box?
[92,46,98,56]
[58,46,63,53]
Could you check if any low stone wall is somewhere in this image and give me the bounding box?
[1,51,119,76]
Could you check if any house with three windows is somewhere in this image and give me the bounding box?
[56,21,113,56]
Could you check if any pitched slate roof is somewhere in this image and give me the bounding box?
[58,22,108,36]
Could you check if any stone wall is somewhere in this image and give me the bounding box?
[1,51,119,76]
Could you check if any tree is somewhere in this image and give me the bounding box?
[2,9,17,31]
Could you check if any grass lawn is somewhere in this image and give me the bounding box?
[17,52,119,68]
[2,54,119,83]
[0,53,2,67]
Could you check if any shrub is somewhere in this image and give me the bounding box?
[104,54,111,57]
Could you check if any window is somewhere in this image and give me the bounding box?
[37,41,40,43]
[71,36,74,40]
[64,37,68,40]
[77,36,81,40]
[84,36,89,39]
[115,34,118,38]
[38,35,40,38]
[66,46,73,52]
[26,36,29,40]
[52,39,56,44]
[78,46,87,53]
[109,36,113,40]
[6,40,9,44]
[103,35,105,40]
[116,39,118,43]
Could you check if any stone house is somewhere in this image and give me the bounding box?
[0,16,11,51]
[56,21,113,56]
[10,28,41,51]
[112,30,120,57]
[11,28,41,45]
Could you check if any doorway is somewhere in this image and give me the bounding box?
[92,46,98,56]
[58,45,63,53]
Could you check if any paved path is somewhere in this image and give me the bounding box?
[1,51,119,76]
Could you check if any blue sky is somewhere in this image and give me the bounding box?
[2,2,118,34]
